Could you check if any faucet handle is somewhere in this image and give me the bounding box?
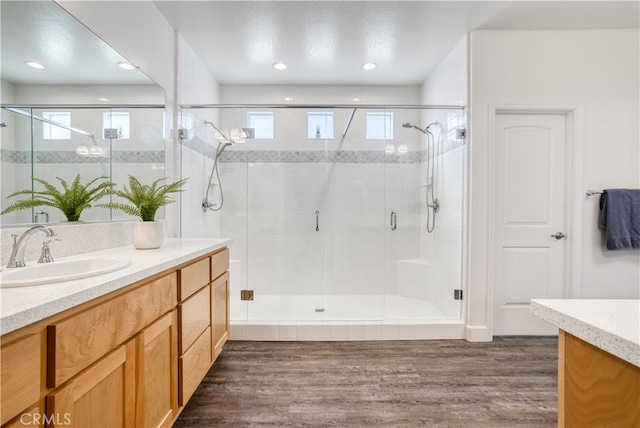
[38,239,60,264]
[11,234,19,245]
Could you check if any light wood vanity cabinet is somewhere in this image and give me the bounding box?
[0,247,229,428]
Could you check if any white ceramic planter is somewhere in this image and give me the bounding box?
[131,221,164,250]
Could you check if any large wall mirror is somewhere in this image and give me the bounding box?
[1,0,166,226]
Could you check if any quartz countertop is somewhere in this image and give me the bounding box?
[0,238,232,335]
[531,299,640,367]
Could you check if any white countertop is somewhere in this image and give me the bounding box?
[531,299,640,367]
[0,238,232,336]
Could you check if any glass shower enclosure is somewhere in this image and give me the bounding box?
[179,105,466,324]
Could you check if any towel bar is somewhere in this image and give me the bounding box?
[586,189,603,197]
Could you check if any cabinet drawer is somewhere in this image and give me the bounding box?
[179,285,210,354]
[47,273,177,388]
[211,248,229,281]
[179,326,212,406]
[178,257,210,301]
[1,334,41,425]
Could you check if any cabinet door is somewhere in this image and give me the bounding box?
[46,341,135,428]
[136,311,178,428]
[1,334,41,425]
[211,272,229,359]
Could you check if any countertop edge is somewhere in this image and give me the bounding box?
[0,238,232,336]
[530,299,640,367]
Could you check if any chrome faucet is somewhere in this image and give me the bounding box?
[6,226,57,268]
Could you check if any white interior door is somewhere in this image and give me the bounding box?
[492,113,567,335]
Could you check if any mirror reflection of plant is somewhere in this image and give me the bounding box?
[99,175,187,222]
[0,175,114,222]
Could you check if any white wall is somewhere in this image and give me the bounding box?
[176,34,222,241]
[221,85,420,105]
[13,84,164,105]
[469,29,640,340]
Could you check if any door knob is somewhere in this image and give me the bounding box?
[551,232,565,240]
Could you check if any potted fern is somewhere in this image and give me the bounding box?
[1,175,114,222]
[99,175,187,249]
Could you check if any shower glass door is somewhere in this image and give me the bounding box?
[245,107,327,321]
[323,107,385,320]
[384,107,465,321]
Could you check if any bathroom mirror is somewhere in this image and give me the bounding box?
[0,0,166,226]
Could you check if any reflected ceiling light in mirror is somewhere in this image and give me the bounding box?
[117,62,136,70]
[397,144,409,155]
[385,144,395,154]
[89,145,104,157]
[75,145,89,156]
[273,62,287,70]
[24,61,45,69]
[362,62,377,70]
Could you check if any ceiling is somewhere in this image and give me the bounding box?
[1,1,154,85]
[1,1,637,87]
[155,1,639,85]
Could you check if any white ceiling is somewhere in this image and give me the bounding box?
[1,1,637,88]
[1,1,155,86]
[155,1,639,85]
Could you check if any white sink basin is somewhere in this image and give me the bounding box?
[0,256,132,288]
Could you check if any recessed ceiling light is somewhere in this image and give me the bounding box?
[24,61,45,70]
[273,62,287,70]
[283,97,293,102]
[362,62,377,71]
[97,97,110,102]
[352,97,361,102]
[118,62,136,70]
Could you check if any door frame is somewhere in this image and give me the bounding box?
[486,103,584,336]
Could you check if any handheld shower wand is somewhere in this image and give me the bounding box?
[403,121,440,233]
[202,121,235,212]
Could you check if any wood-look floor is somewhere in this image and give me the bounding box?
[175,337,557,427]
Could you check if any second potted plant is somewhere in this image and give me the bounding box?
[100,175,187,249]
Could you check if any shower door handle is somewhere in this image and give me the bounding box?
[315,210,320,232]
[390,211,397,231]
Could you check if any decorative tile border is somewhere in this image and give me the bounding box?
[180,135,465,164]
[1,149,164,164]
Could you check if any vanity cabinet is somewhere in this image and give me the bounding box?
[176,248,230,406]
[0,246,229,428]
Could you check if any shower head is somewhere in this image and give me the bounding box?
[402,122,428,135]
[402,121,438,135]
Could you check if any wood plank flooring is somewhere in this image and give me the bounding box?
[175,337,557,427]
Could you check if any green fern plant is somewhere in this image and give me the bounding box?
[1,175,114,221]
[99,175,187,222]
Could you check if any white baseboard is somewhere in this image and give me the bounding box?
[465,325,492,342]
